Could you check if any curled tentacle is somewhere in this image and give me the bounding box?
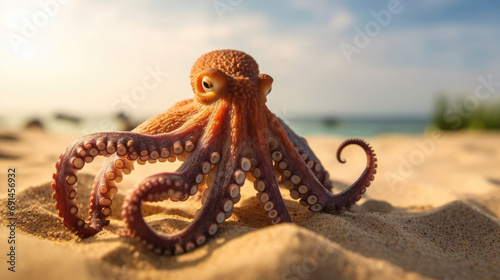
[329,139,377,211]
[122,148,244,255]
[269,117,377,214]
[274,117,333,190]
[52,130,200,238]
[325,139,377,213]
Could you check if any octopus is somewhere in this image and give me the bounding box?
[52,49,377,255]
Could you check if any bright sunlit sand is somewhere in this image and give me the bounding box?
[0,129,499,280]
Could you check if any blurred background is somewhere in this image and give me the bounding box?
[1,0,500,136]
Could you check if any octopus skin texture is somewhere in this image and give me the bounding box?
[52,49,377,255]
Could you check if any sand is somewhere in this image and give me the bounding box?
[0,129,499,280]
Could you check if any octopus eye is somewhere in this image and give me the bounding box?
[202,76,215,93]
[258,74,273,100]
[194,68,227,104]
[264,85,272,96]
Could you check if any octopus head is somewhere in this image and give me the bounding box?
[190,49,273,104]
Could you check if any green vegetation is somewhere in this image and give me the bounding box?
[432,93,500,131]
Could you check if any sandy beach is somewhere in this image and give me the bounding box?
[1,129,499,280]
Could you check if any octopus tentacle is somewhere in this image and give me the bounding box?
[122,146,243,255]
[85,154,133,230]
[269,118,377,214]
[275,116,333,190]
[123,172,199,255]
[251,153,292,225]
[267,140,315,207]
[132,99,204,135]
[52,130,201,237]
[330,139,377,212]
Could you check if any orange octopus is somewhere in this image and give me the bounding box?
[52,49,377,255]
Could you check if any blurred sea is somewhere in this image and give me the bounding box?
[286,116,431,137]
[0,114,431,137]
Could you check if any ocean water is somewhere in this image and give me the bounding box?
[0,114,431,137]
[285,116,431,137]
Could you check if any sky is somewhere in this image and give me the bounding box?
[1,0,500,122]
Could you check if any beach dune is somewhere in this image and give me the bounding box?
[1,130,499,280]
